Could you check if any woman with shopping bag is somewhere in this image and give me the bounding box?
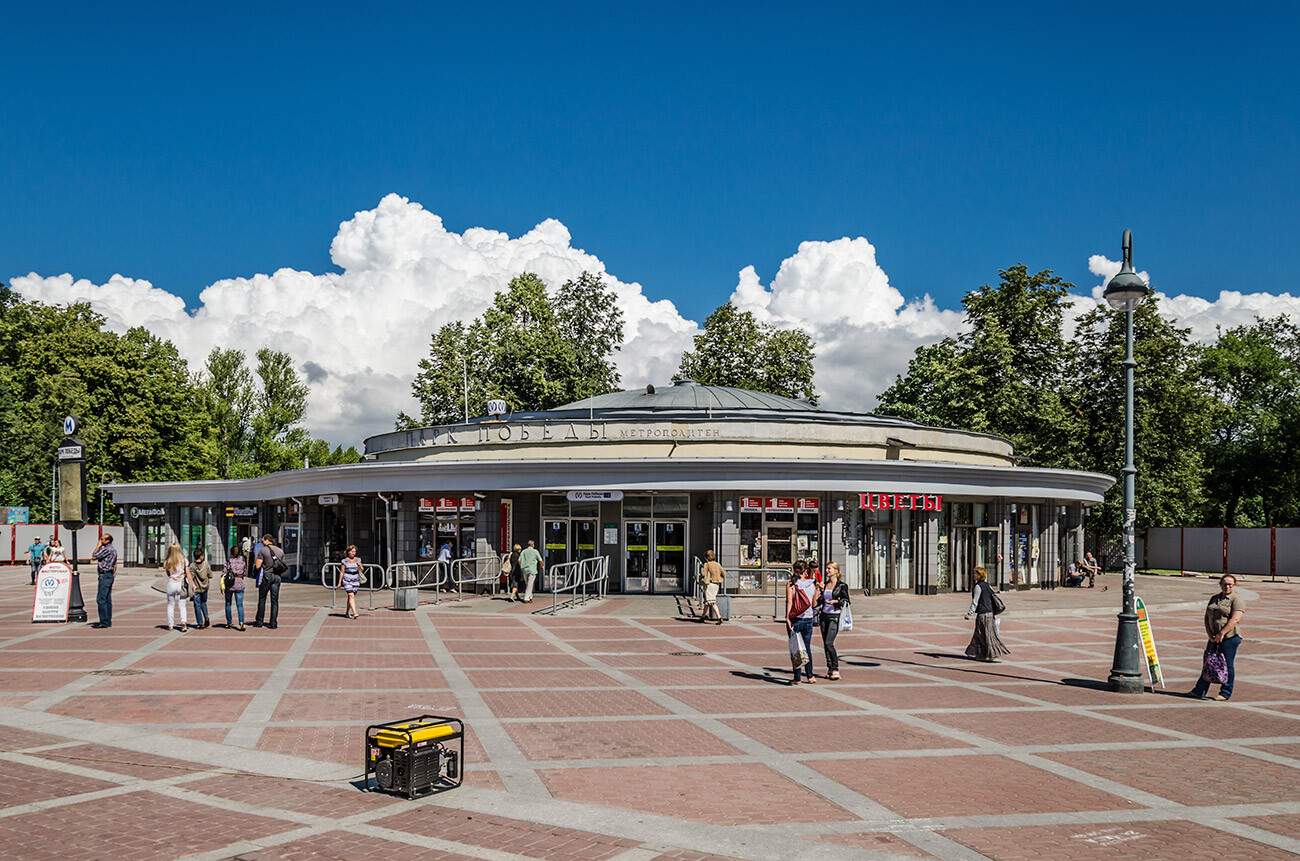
[1186,575,1245,701]
[785,561,820,685]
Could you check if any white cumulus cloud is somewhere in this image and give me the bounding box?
[730,237,964,411]
[12,197,1300,449]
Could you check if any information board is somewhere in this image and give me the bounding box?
[32,562,72,623]
[1135,596,1163,689]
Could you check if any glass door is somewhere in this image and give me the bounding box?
[654,521,686,593]
[950,526,972,593]
[543,520,568,591]
[764,522,793,567]
[140,517,165,566]
[624,521,651,593]
[977,527,1000,588]
[869,525,893,593]
[572,520,597,560]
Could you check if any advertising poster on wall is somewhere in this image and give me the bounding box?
[32,562,72,622]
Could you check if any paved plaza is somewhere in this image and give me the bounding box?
[2,568,1300,860]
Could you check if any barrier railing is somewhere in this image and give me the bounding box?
[319,562,388,609]
[535,555,610,615]
[387,560,450,604]
[692,557,791,619]
[449,555,506,601]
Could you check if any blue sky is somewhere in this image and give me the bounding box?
[5,2,1298,322]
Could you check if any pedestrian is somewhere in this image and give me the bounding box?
[163,543,193,632]
[222,543,247,631]
[46,537,66,564]
[340,545,362,619]
[507,543,524,601]
[964,567,1009,662]
[1187,574,1245,701]
[700,549,725,624]
[253,534,285,629]
[90,533,118,628]
[190,548,212,629]
[786,561,820,685]
[27,535,46,585]
[807,556,823,585]
[1083,551,1100,588]
[518,539,543,603]
[819,561,849,680]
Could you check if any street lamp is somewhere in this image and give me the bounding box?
[1105,229,1149,694]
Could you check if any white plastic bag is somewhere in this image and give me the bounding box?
[788,630,808,670]
[839,604,854,631]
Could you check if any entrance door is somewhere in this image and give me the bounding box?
[543,520,568,590]
[764,522,793,567]
[977,527,1000,587]
[869,525,894,593]
[624,521,651,593]
[654,521,686,593]
[322,505,348,565]
[951,526,973,592]
[140,516,165,566]
[572,520,597,561]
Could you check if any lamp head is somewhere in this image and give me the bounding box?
[1104,229,1149,310]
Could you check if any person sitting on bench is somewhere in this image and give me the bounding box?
[1065,560,1087,587]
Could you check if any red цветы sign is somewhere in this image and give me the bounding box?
[860,493,943,511]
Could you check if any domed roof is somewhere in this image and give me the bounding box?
[559,380,822,413]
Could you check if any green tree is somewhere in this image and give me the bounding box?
[0,293,215,522]
[197,348,255,479]
[1197,317,1300,526]
[876,265,1079,466]
[1071,297,1211,537]
[676,301,817,403]
[408,271,624,426]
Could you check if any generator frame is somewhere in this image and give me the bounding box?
[364,714,464,798]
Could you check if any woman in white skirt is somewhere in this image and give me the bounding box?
[162,543,194,632]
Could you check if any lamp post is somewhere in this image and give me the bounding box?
[1105,229,1149,694]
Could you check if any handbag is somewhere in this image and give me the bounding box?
[180,576,193,599]
[991,589,1006,616]
[839,604,854,631]
[1201,643,1229,685]
[788,629,809,670]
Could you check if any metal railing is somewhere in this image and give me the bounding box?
[692,556,792,619]
[449,555,506,601]
[320,562,388,609]
[535,555,610,615]
[387,560,450,604]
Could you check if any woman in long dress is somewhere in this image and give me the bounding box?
[964,567,1009,662]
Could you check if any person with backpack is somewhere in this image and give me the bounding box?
[190,547,213,629]
[963,567,1009,662]
[222,544,248,631]
[253,534,286,629]
[785,560,820,685]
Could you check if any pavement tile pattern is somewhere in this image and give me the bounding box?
[2,569,1300,859]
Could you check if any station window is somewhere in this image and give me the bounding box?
[737,497,821,569]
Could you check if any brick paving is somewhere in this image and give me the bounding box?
[2,567,1300,859]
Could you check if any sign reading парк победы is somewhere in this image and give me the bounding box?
[859,493,943,511]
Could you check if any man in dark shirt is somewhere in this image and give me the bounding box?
[253,534,284,629]
[90,534,119,628]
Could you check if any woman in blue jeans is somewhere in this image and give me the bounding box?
[785,561,820,685]
[1188,575,1245,701]
[222,544,248,631]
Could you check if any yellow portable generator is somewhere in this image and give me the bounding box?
[364,715,464,798]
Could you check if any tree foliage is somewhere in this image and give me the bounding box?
[877,265,1078,466]
[407,271,624,426]
[676,302,817,403]
[0,285,358,522]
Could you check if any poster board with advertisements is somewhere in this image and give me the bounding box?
[32,562,72,622]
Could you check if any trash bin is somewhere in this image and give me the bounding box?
[393,586,418,611]
[717,592,731,621]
